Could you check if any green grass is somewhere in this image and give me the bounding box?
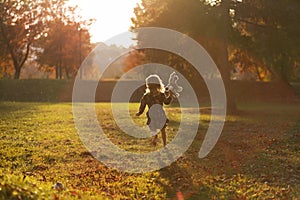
[0,102,299,199]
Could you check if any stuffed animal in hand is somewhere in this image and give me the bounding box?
[165,72,183,98]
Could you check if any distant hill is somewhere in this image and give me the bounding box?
[82,43,129,80]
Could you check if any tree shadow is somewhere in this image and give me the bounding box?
[155,122,210,199]
[240,120,300,188]
[158,160,196,199]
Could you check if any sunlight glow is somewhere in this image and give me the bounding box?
[69,0,141,45]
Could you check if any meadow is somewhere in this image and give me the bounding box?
[0,101,299,199]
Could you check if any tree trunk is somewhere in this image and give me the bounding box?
[14,67,21,79]
[65,67,70,79]
[197,36,237,114]
[219,41,237,114]
[56,65,59,79]
[59,64,62,79]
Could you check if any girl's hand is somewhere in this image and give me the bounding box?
[165,89,174,98]
[165,87,171,97]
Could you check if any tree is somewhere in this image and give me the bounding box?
[123,49,146,73]
[0,54,14,79]
[37,20,92,79]
[229,48,271,81]
[231,0,300,82]
[131,0,240,111]
[131,0,300,109]
[0,0,81,79]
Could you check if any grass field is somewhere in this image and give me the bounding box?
[0,102,299,199]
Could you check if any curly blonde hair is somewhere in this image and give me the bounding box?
[145,74,165,94]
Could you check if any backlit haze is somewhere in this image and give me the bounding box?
[69,0,141,47]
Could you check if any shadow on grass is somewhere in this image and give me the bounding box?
[156,121,209,199]
[155,102,300,199]
[240,120,300,196]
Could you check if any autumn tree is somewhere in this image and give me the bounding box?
[232,0,300,83]
[1,0,48,79]
[229,48,271,81]
[130,0,300,110]
[37,20,92,79]
[123,49,145,73]
[131,0,240,111]
[0,51,13,78]
[0,0,84,79]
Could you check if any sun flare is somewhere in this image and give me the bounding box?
[68,0,141,45]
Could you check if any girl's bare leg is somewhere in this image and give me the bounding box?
[152,134,158,145]
[161,128,167,146]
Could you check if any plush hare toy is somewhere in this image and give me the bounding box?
[165,72,183,98]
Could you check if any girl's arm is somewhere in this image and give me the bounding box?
[136,95,147,116]
[163,91,173,105]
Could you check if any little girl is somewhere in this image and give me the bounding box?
[136,74,173,146]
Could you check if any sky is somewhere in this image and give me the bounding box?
[69,0,142,47]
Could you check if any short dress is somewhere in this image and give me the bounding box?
[137,92,172,131]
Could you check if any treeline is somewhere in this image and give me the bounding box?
[0,79,298,102]
[0,0,93,79]
[125,0,300,83]
[1,0,300,83]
